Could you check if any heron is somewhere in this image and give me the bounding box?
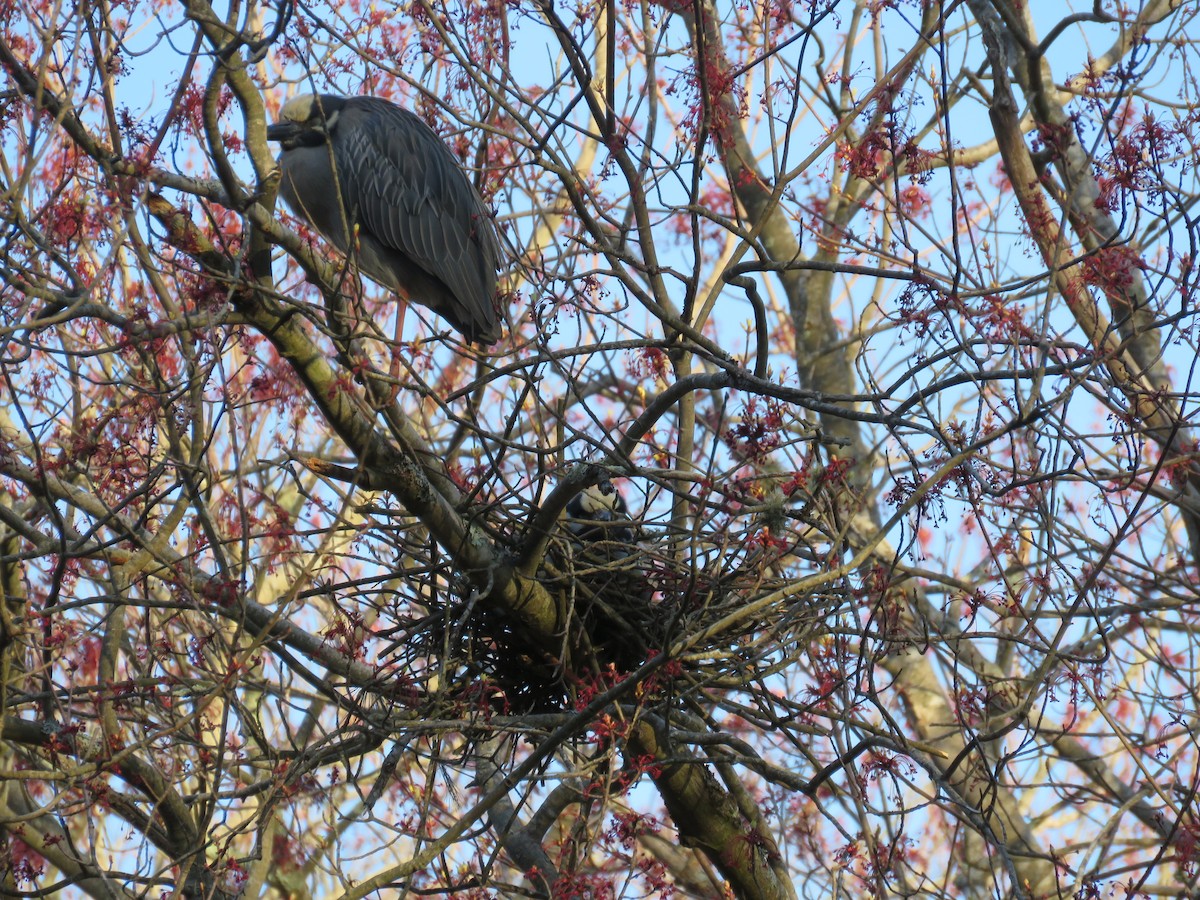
[560,480,652,669]
[267,93,502,345]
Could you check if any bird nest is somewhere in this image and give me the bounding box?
[406,528,837,714]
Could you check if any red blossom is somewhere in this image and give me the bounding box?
[837,131,890,181]
[725,397,786,462]
[629,345,671,382]
[898,184,932,220]
[8,836,44,886]
[1081,245,1145,295]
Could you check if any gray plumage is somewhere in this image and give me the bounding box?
[267,93,502,344]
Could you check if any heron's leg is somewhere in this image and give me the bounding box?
[386,293,409,404]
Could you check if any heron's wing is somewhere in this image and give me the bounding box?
[336,98,500,327]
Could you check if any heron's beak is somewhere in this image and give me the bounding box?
[266,122,300,143]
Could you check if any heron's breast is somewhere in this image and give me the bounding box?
[279,148,354,251]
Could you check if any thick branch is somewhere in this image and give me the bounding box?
[627,717,795,900]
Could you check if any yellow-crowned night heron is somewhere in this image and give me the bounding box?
[267,93,502,344]
[560,481,654,670]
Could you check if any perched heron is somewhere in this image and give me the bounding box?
[267,93,502,344]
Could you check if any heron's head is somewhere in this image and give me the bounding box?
[267,94,345,149]
[565,480,637,546]
[566,481,629,522]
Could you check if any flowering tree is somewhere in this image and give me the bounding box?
[1,0,1198,896]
